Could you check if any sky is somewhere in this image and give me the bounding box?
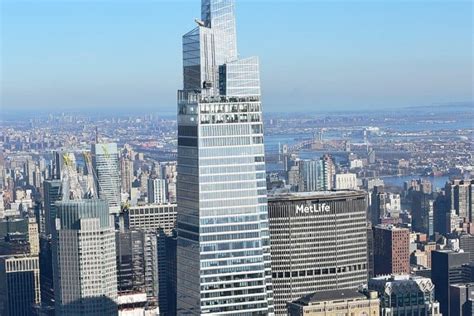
[1,0,472,114]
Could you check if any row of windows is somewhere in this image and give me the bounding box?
[199,145,264,157]
[200,196,267,209]
[199,113,262,125]
[201,240,262,253]
[201,223,260,234]
[201,231,261,242]
[201,257,264,269]
[272,263,367,279]
[200,124,252,137]
[199,103,261,114]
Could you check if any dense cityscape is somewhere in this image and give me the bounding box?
[1,0,473,316]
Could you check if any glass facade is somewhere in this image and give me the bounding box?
[91,143,121,214]
[177,1,273,314]
[52,199,118,315]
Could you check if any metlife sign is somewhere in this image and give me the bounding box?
[295,203,331,214]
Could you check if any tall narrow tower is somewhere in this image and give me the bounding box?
[91,143,121,214]
[176,0,273,314]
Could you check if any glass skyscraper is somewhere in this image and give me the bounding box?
[52,199,118,315]
[91,143,121,214]
[176,0,274,314]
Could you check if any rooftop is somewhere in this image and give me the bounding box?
[268,190,366,202]
[293,289,368,305]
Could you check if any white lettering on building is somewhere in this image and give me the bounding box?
[295,203,331,214]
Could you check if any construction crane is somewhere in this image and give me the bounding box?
[82,151,98,199]
[60,152,83,200]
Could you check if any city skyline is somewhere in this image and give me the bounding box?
[1,0,472,113]
[0,0,473,315]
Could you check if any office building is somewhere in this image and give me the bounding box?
[147,178,167,204]
[162,231,177,316]
[120,147,134,195]
[43,180,62,236]
[367,225,374,278]
[434,190,451,235]
[121,204,178,314]
[446,179,473,221]
[92,143,121,214]
[321,154,336,190]
[28,217,39,255]
[432,249,470,316]
[450,283,474,316]
[124,204,176,233]
[268,191,368,315]
[373,225,410,275]
[412,190,434,235]
[116,230,146,294]
[371,188,401,221]
[334,173,357,190]
[370,185,385,224]
[369,275,441,316]
[0,255,41,316]
[176,0,273,314]
[298,159,323,192]
[52,199,117,315]
[161,162,177,203]
[39,236,55,309]
[287,289,379,316]
[460,233,474,263]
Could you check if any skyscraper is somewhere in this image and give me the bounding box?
[43,179,62,236]
[91,143,121,214]
[446,180,473,222]
[321,154,336,190]
[52,199,117,315]
[431,250,470,316]
[120,153,134,195]
[0,255,41,316]
[147,177,167,204]
[370,185,386,224]
[176,0,273,314]
[298,159,323,192]
[267,191,368,315]
[373,225,410,275]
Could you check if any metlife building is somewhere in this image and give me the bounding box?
[268,190,368,315]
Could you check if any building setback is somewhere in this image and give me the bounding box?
[52,199,117,315]
[268,191,368,315]
[176,0,273,314]
[431,249,470,316]
[450,283,474,316]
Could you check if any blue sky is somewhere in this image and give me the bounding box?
[1,0,472,114]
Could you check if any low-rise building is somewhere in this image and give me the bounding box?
[287,289,379,316]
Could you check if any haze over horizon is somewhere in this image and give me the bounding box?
[1,0,472,113]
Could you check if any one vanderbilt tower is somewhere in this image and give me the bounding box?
[176,0,274,314]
